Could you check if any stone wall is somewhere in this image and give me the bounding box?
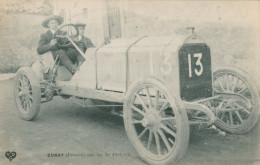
[0,13,47,73]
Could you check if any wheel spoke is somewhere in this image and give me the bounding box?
[204,101,212,108]
[226,74,230,92]
[21,76,26,85]
[27,97,32,109]
[25,77,30,85]
[18,86,22,90]
[217,108,244,112]
[28,93,33,100]
[135,94,149,112]
[138,127,148,138]
[165,121,176,129]
[213,88,222,94]
[217,102,224,109]
[25,99,30,111]
[220,112,225,120]
[234,102,250,114]
[158,101,169,114]
[237,86,247,94]
[131,105,145,116]
[160,117,175,121]
[22,101,26,110]
[18,91,24,97]
[19,78,23,86]
[160,123,176,137]
[27,91,33,100]
[217,77,226,92]
[154,131,161,155]
[218,112,223,120]
[155,90,159,109]
[235,111,244,123]
[132,119,142,124]
[21,98,24,107]
[231,77,239,92]
[145,87,153,108]
[22,76,29,85]
[229,111,233,125]
[147,130,153,150]
[158,129,171,151]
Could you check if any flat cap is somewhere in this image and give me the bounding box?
[74,23,86,28]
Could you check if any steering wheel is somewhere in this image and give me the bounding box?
[54,24,79,48]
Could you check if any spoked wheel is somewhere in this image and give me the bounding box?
[14,67,41,121]
[124,78,189,165]
[212,67,259,134]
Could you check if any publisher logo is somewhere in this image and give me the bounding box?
[5,151,16,162]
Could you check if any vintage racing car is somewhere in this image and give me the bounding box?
[14,24,259,165]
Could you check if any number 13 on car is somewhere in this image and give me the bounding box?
[178,43,212,101]
[188,53,203,78]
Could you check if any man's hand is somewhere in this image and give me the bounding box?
[50,39,57,46]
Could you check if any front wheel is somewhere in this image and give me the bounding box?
[123,78,189,165]
[14,67,41,121]
[212,67,259,134]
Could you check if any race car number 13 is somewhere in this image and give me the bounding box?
[188,53,203,77]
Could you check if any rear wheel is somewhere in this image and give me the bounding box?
[124,78,189,165]
[212,67,259,134]
[14,67,41,121]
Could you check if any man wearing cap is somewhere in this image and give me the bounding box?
[74,23,95,54]
[37,15,78,76]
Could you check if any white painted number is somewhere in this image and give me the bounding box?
[188,54,192,77]
[194,53,203,76]
[160,52,172,75]
[188,53,203,77]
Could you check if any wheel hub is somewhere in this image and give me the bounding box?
[142,109,160,128]
[21,86,30,96]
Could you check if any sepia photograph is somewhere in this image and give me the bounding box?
[0,0,259,164]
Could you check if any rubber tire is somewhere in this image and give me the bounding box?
[123,77,189,165]
[213,67,260,134]
[14,67,41,121]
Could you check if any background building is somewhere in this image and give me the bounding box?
[0,0,259,84]
[52,0,124,47]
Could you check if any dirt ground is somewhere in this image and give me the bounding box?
[0,78,259,165]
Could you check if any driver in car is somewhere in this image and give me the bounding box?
[74,23,95,53]
[37,15,79,77]
[72,23,95,66]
